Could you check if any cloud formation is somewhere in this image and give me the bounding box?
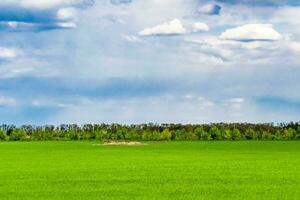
[220,24,282,42]
[1,0,300,124]
[0,48,17,59]
[192,22,210,32]
[0,96,16,106]
[138,19,186,36]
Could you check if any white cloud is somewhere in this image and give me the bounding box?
[0,96,17,106]
[197,96,215,108]
[220,24,282,41]
[0,20,77,31]
[57,7,77,21]
[184,34,285,64]
[7,21,18,28]
[224,98,245,109]
[31,98,72,108]
[138,19,186,36]
[56,22,77,28]
[182,94,215,109]
[288,41,300,53]
[272,7,300,26]
[226,98,245,104]
[0,56,61,79]
[48,95,219,124]
[122,35,143,43]
[0,48,17,59]
[271,7,300,38]
[192,22,209,32]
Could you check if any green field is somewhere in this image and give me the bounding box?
[1,141,300,200]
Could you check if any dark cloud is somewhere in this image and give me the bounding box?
[209,4,221,15]
[0,0,94,32]
[0,7,55,23]
[197,3,221,15]
[257,96,300,113]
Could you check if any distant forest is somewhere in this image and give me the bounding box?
[1,122,300,141]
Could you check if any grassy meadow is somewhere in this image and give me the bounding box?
[1,141,300,199]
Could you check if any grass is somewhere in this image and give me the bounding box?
[1,141,300,200]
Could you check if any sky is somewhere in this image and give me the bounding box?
[0,0,300,124]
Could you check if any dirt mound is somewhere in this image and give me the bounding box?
[101,141,144,146]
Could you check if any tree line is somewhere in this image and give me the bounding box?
[0,122,300,142]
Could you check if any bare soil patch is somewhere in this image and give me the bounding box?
[99,141,144,146]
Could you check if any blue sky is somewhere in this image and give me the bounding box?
[0,0,300,124]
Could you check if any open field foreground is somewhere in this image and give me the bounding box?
[1,141,300,200]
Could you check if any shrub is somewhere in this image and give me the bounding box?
[174,130,185,141]
[262,131,275,140]
[275,130,282,140]
[231,128,242,140]
[0,129,9,141]
[65,130,81,140]
[194,127,211,140]
[142,130,152,141]
[185,131,198,141]
[151,131,161,141]
[221,129,231,140]
[245,128,257,140]
[127,129,141,141]
[32,128,52,141]
[116,127,128,140]
[174,130,196,140]
[10,128,28,141]
[95,130,108,141]
[296,127,300,140]
[161,129,171,141]
[81,131,95,140]
[209,126,222,140]
[282,128,297,140]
